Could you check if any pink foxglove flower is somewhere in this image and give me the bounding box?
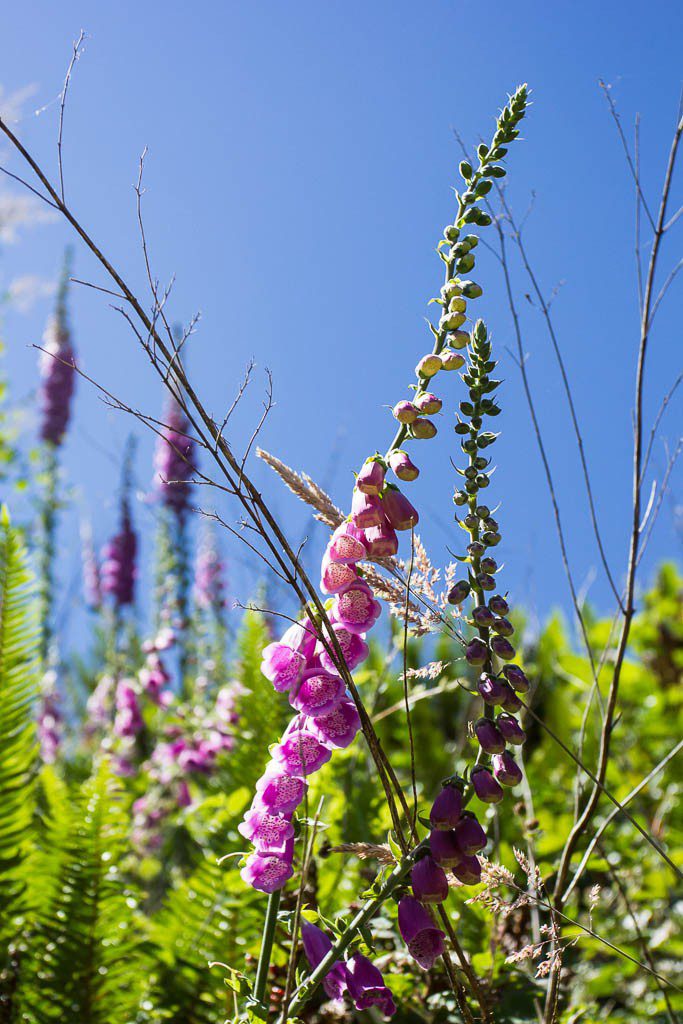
[363,520,399,557]
[290,668,346,718]
[492,750,523,787]
[301,922,348,1000]
[238,802,295,855]
[411,855,448,904]
[261,618,317,692]
[430,784,462,830]
[327,522,367,564]
[320,553,358,595]
[496,712,526,745]
[346,954,396,1017]
[101,498,137,608]
[272,720,333,776]
[382,488,419,531]
[452,855,482,886]
[153,397,195,516]
[38,267,76,447]
[470,765,504,804]
[351,489,384,529]
[240,847,294,894]
[255,761,308,814]
[397,896,446,970]
[388,449,419,481]
[316,624,369,674]
[474,717,505,754]
[333,581,381,635]
[308,699,361,749]
[454,812,487,855]
[429,829,461,868]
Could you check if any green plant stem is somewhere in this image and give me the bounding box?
[38,444,58,666]
[253,888,282,1010]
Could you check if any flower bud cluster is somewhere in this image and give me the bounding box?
[101,494,137,609]
[38,258,76,447]
[446,317,528,798]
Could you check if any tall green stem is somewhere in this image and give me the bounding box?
[253,889,282,1010]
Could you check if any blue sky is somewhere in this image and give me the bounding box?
[1,0,681,642]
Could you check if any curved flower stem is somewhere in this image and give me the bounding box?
[253,888,282,1010]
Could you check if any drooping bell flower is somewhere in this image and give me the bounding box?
[382,487,419,531]
[491,635,515,661]
[451,854,482,886]
[346,954,396,1017]
[333,581,381,635]
[363,520,399,557]
[397,896,446,970]
[255,761,308,814]
[411,417,437,440]
[501,685,523,713]
[308,699,361,749]
[392,400,419,424]
[411,855,449,903]
[101,497,137,608]
[429,784,462,830]
[351,489,384,529]
[272,719,332,777]
[429,829,461,868]
[238,801,295,855]
[492,750,523,787]
[470,765,504,804]
[261,619,317,692]
[240,844,294,894]
[496,712,526,745]
[327,521,368,564]
[474,717,505,754]
[356,458,386,496]
[38,255,76,447]
[454,812,487,855]
[320,552,358,594]
[316,623,369,674]
[153,396,195,516]
[177,780,192,808]
[290,668,346,718]
[301,922,348,1000]
[388,449,420,481]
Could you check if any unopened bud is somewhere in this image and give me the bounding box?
[411,418,437,440]
[447,330,470,350]
[465,637,488,666]
[472,605,494,628]
[491,635,515,661]
[393,400,418,424]
[389,449,420,482]
[447,580,470,605]
[414,392,442,414]
[489,594,509,616]
[492,617,514,637]
[416,354,442,378]
[502,664,529,694]
[441,350,466,371]
[440,311,466,331]
[480,556,498,574]
[448,296,467,313]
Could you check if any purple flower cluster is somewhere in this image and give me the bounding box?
[37,669,62,764]
[101,497,137,608]
[38,299,76,447]
[194,528,227,611]
[301,922,396,1018]
[153,398,195,516]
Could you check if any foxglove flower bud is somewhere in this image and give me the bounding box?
[503,664,529,693]
[429,828,461,867]
[477,572,496,591]
[451,855,482,886]
[241,847,294,894]
[477,674,507,705]
[393,400,419,424]
[382,487,419,531]
[357,457,385,495]
[416,354,442,378]
[497,712,526,745]
[328,521,368,564]
[466,637,488,666]
[363,520,399,557]
[491,635,515,661]
[389,449,420,481]
[411,854,448,904]
[255,761,307,813]
[351,489,384,528]
[447,330,470,350]
[238,802,295,855]
[290,669,346,718]
[430,783,463,829]
[489,594,509,616]
[411,418,437,440]
[414,392,442,414]
[454,812,487,855]
[447,580,470,605]
[474,716,505,754]
[397,896,446,970]
[440,350,466,371]
[154,397,195,516]
[471,765,504,804]
[501,686,523,713]
[333,581,382,634]
[492,750,523,787]
[301,922,349,1000]
[440,311,466,331]
[346,954,396,1017]
[492,617,514,637]
[468,541,486,558]
[472,604,494,628]
[480,556,498,574]
[308,699,361,748]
